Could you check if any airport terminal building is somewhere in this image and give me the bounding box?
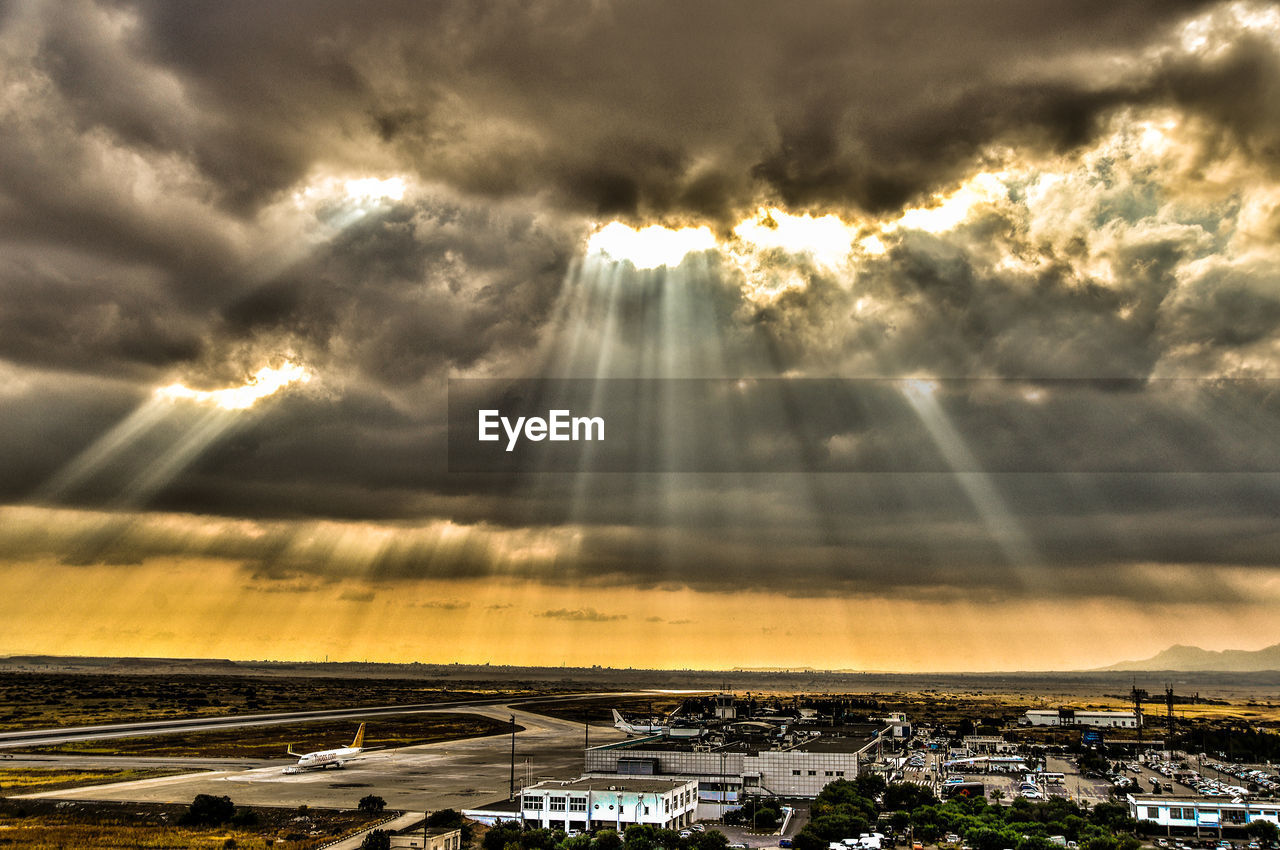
[463,776,699,832]
[1022,709,1141,729]
[1128,795,1280,833]
[585,723,884,807]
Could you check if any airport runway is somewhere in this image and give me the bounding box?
[15,702,628,811]
[0,691,650,749]
[1,752,269,770]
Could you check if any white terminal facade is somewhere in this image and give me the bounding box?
[1022,709,1141,728]
[1128,795,1280,832]
[466,777,699,832]
[585,723,884,812]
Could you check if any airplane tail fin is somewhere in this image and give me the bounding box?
[287,744,301,757]
[612,709,625,725]
[351,722,366,749]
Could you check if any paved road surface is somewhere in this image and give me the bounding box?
[0,692,651,749]
[16,703,627,811]
[323,811,423,850]
[1,753,272,770]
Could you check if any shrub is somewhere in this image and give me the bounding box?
[359,794,388,813]
[362,830,392,850]
[180,794,235,826]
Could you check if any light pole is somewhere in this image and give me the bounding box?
[510,715,517,802]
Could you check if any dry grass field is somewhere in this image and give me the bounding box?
[0,767,197,795]
[0,799,386,848]
[15,711,516,759]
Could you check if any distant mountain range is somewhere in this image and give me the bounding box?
[1100,643,1280,672]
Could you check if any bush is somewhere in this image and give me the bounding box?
[428,809,464,828]
[180,794,236,826]
[359,794,388,813]
[594,830,624,850]
[362,830,392,850]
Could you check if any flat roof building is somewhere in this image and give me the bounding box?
[962,735,1017,754]
[1022,709,1141,729]
[390,825,463,850]
[463,776,699,832]
[1129,795,1280,832]
[585,723,884,802]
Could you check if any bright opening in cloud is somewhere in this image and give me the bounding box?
[586,222,717,268]
[732,207,859,269]
[343,177,407,204]
[888,172,1009,234]
[156,362,313,410]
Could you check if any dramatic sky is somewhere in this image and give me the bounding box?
[3,0,1280,671]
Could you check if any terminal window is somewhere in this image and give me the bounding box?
[570,799,587,812]
[808,770,817,776]
[793,770,801,776]
[550,797,566,812]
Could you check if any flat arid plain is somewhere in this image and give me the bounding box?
[2,657,1279,847]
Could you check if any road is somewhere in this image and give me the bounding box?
[323,811,423,850]
[14,702,627,811]
[0,752,270,770]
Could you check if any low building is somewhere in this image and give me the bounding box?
[463,776,699,832]
[1022,709,1141,729]
[389,825,462,850]
[1128,795,1280,832]
[586,723,883,808]
[962,736,1017,754]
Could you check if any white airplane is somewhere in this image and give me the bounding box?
[611,710,703,738]
[283,722,367,773]
[613,709,666,735]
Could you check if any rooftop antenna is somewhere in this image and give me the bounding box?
[1129,680,1148,744]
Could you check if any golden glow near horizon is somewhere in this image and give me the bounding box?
[155,362,313,410]
[2,505,1278,672]
[2,552,1280,672]
[586,222,717,268]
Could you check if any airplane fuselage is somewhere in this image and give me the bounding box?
[296,745,361,769]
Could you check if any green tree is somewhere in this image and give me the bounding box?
[361,830,392,850]
[1017,836,1059,850]
[359,794,388,813]
[967,827,1016,850]
[885,784,937,812]
[1087,803,1133,833]
[180,794,236,826]
[594,830,625,850]
[854,774,888,800]
[1248,821,1280,848]
[483,823,523,850]
[690,830,730,850]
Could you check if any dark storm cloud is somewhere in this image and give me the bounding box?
[4,0,1280,611]
[12,0,1232,225]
